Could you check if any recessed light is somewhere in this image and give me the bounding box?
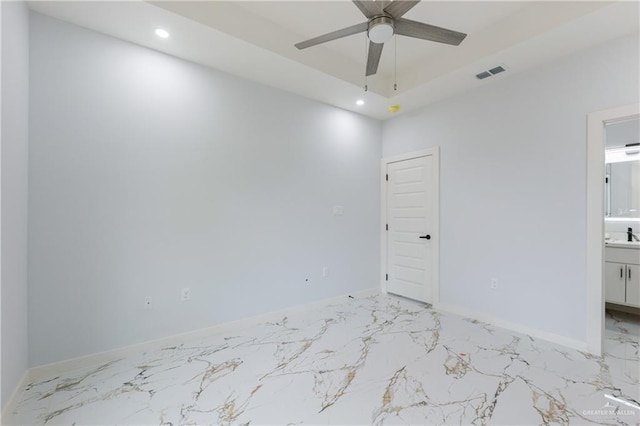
[356,99,365,106]
[155,28,170,39]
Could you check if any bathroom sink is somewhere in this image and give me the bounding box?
[605,240,640,249]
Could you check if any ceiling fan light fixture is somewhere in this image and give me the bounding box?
[368,17,394,44]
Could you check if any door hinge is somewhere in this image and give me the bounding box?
[386,174,388,181]
[386,224,388,231]
[385,274,388,281]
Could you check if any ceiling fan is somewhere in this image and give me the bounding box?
[295,0,467,77]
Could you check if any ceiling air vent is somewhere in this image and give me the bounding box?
[476,64,508,80]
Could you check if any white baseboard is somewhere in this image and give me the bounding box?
[28,288,379,382]
[433,302,588,353]
[1,370,30,423]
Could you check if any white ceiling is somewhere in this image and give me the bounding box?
[28,1,640,120]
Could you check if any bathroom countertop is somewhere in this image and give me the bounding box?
[605,240,640,249]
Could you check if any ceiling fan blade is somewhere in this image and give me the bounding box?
[352,0,383,19]
[366,41,384,76]
[383,1,420,19]
[395,18,467,45]
[295,22,368,49]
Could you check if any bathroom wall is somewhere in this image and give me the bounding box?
[382,34,639,342]
[605,222,639,240]
[28,13,382,366]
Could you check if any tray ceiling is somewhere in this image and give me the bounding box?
[28,1,640,120]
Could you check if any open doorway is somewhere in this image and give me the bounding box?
[586,104,640,356]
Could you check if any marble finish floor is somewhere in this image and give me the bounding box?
[6,295,639,425]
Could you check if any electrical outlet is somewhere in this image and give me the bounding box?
[322,266,329,278]
[490,278,499,290]
[144,296,153,309]
[181,287,190,302]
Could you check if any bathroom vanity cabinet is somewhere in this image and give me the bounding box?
[605,245,640,307]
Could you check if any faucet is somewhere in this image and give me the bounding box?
[628,227,640,242]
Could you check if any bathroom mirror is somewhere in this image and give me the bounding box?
[604,118,640,219]
[605,160,640,218]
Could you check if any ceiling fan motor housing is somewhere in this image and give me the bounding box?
[368,16,395,44]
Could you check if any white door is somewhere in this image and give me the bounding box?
[384,153,437,303]
[604,261,626,304]
[626,264,640,307]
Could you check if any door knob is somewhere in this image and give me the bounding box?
[419,235,431,240]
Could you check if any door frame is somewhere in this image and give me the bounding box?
[380,147,440,304]
[586,103,639,356]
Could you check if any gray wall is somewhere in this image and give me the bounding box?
[28,13,381,367]
[382,34,640,342]
[1,0,30,410]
